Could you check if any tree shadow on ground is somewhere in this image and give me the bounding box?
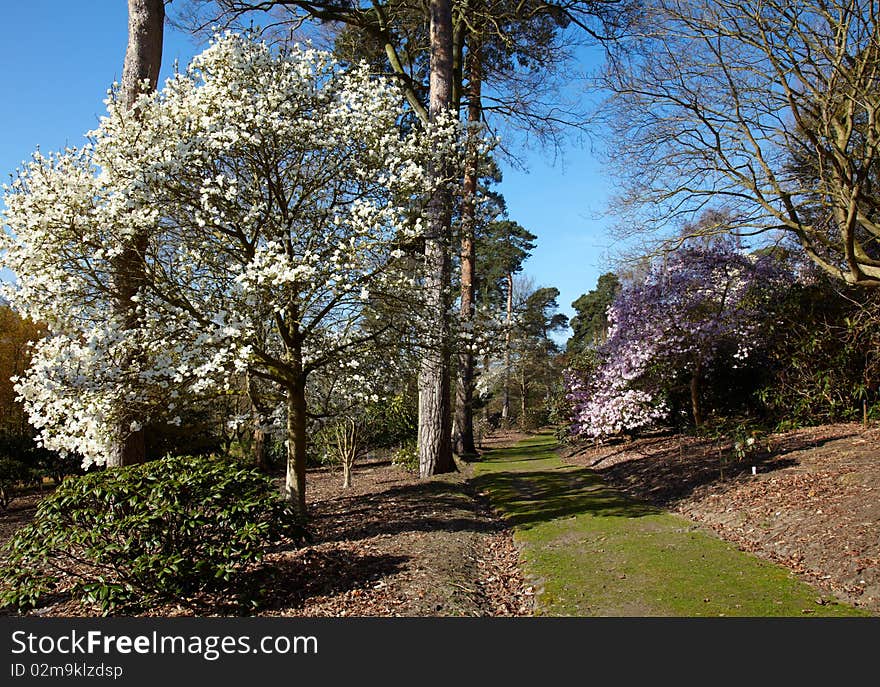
[233,549,410,615]
[314,479,502,544]
[0,549,410,618]
[470,468,660,528]
[585,430,853,508]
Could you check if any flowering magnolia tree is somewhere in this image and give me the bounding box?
[566,244,791,440]
[1,34,459,516]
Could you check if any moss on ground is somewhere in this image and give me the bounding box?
[472,431,868,617]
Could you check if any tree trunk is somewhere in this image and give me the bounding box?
[246,373,269,471]
[453,43,481,459]
[343,459,353,489]
[690,359,703,428]
[106,0,164,468]
[483,353,492,427]
[501,271,513,426]
[252,423,267,472]
[418,0,456,478]
[120,0,164,110]
[285,379,309,518]
[520,364,527,427]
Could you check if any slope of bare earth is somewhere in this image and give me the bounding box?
[560,422,880,615]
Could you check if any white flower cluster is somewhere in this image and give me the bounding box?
[1,33,465,466]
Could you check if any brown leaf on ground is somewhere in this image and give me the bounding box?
[0,430,536,618]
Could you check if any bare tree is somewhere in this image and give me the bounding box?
[600,0,880,285]
[330,415,365,488]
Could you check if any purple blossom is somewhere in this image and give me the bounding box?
[566,244,792,440]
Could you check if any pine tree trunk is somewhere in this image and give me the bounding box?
[453,44,481,459]
[483,354,492,427]
[106,0,164,468]
[501,272,513,426]
[418,0,456,478]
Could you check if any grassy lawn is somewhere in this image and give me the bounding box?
[472,431,868,617]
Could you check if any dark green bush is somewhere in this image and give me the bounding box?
[520,407,549,431]
[0,455,304,614]
[143,407,224,461]
[36,450,84,486]
[756,279,880,428]
[365,394,418,449]
[309,394,418,469]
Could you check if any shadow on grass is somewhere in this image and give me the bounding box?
[471,467,660,528]
[474,438,556,463]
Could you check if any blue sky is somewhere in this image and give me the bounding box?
[0,1,620,336]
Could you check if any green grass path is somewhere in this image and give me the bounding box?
[472,430,868,616]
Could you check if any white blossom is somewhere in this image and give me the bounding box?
[1,33,467,468]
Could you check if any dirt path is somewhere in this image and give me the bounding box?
[474,431,869,616]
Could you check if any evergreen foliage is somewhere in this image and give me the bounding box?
[0,455,304,613]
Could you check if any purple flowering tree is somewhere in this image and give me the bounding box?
[566,244,791,440]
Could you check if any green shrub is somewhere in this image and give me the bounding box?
[390,440,419,473]
[36,450,84,486]
[520,408,549,431]
[756,279,880,427]
[0,455,305,614]
[365,394,418,449]
[308,422,341,468]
